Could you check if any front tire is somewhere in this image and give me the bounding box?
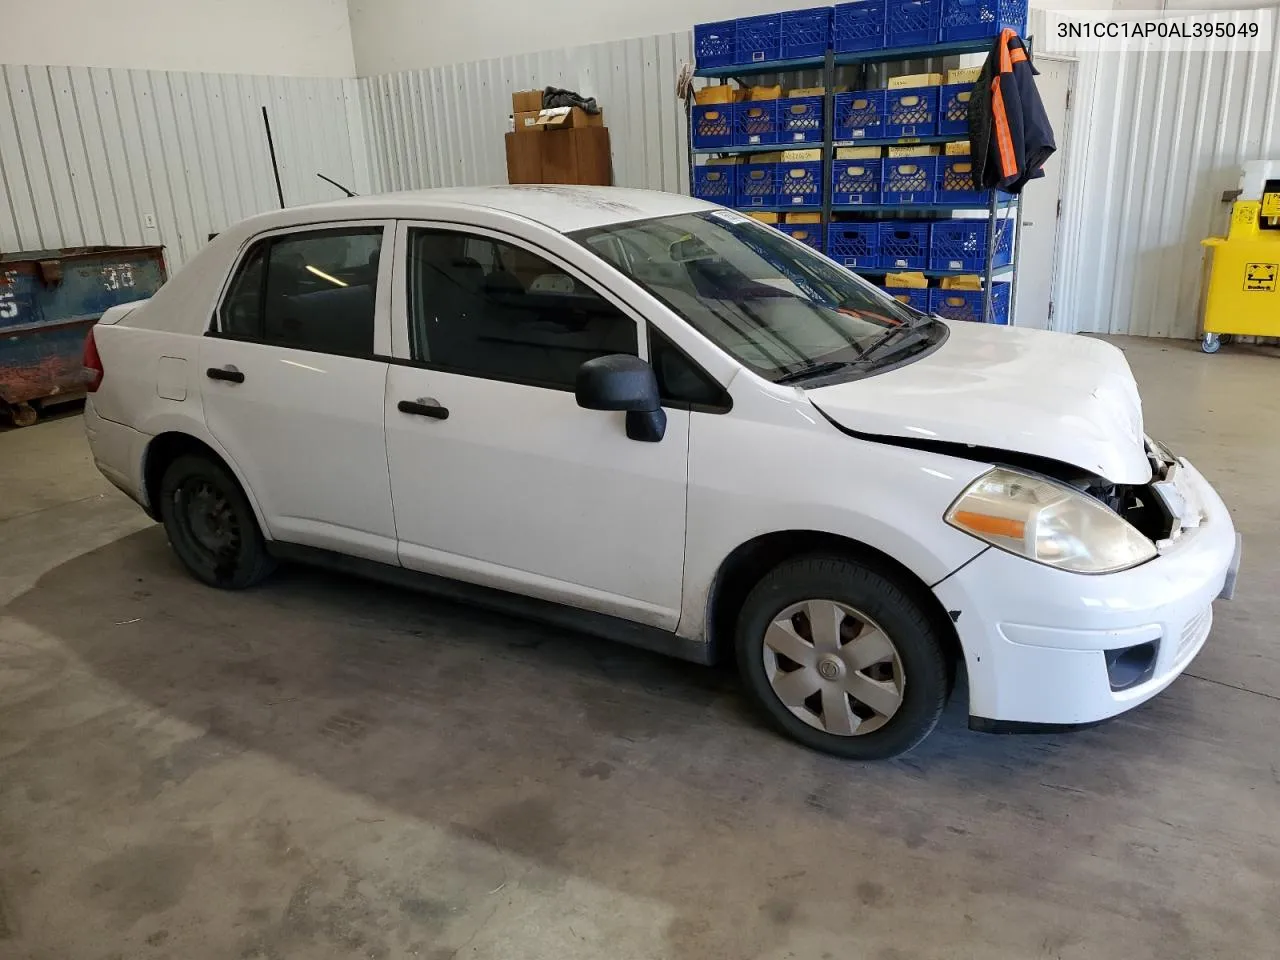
[735,556,949,760]
[159,454,275,589]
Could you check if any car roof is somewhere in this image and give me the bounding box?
[258,185,717,235]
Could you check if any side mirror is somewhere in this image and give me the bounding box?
[575,354,666,442]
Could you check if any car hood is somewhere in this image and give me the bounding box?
[806,320,1151,484]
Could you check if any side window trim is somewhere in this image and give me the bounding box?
[208,219,395,357]
[390,219,647,393]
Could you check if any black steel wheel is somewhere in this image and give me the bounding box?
[159,454,275,588]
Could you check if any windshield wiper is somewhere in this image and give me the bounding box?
[774,360,854,385]
[859,320,934,361]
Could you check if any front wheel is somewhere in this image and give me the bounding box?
[159,454,275,589]
[735,556,949,760]
[1201,332,1221,354]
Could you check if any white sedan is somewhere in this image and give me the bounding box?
[82,186,1240,759]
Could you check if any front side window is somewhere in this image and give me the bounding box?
[217,226,383,356]
[572,212,945,386]
[405,228,638,389]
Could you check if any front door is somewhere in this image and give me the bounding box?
[202,221,399,563]
[383,223,689,628]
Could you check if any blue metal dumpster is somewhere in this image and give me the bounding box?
[1,245,166,426]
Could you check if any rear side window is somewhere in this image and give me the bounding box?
[217,227,382,356]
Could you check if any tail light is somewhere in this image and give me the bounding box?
[83,327,104,392]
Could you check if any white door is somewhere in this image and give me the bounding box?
[201,221,399,564]
[384,223,689,628]
[1013,55,1074,330]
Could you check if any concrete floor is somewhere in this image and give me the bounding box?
[1,336,1278,959]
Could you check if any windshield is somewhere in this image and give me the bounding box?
[572,211,944,384]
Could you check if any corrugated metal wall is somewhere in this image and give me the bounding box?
[1035,7,1280,338]
[358,32,693,195]
[0,64,361,270]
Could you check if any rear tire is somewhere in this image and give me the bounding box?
[735,555,949,760]
[159,454,275,589]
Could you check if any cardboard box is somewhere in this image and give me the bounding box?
[946,66,983,85]
[749,85,782,101]
[705,155,742,165]
[941,274,983,290]
[514,110,542,133]
[785,212,823,224]
[945,140,971,156]
[744,152,783,163]
[787,86,825,97]
[836,145,882,159]
[888,145,940,157]
[540,126,613,185]
[888,72,942,88]
[747,211,780,224]
[512,89,542,113]
[695,85,737,105]
[505,127,612,185]
[531,106,604,131]
[781,148,822,161]
[884,271,928,289]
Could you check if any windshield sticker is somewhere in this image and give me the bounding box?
[708,209,752,225]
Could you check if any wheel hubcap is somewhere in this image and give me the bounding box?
[761,599,905,737]
[178,480,241,560]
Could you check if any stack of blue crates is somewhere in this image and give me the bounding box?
[694,1,1025,69]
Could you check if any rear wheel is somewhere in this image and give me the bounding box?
[159,454,275,588]
[735,556,949,760]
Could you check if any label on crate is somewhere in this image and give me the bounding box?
[1244,262,1278,292]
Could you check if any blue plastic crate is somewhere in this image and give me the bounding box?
[834,90,885,140]
[929,218,1013,271]
[884,86,938,138]
[779,96,825,144]
[736,14,782,64]
[779,222,825,251]
[695,20,736,68]
[734,100,780,147]
[888,0,941,46]
[935,156,1013,205]
[692,165,736,203]
[827,222,881,269]
[883,156,938,203]
[691,104,735,149]
[832,158,883,205]
[883,286,930,312]
[939,82,973,137]
[879,222,931,269]
[737,161,778,207]
[778,160,824,208]
[930,283,1011,323]
[834,0,887,52]
[782,7,832,59]
[940,0,1027,42]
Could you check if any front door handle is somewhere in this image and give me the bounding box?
[398,398,449,420]
[206,366,245,384]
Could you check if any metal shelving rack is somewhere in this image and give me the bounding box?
[688,35,1022,324]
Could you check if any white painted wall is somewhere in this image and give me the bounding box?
[0,0,355,77]
[348,0,1109,75]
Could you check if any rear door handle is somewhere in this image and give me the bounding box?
[206,366,245,384]
[398,398,449,420]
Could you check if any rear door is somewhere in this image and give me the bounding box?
[201,221,399,563]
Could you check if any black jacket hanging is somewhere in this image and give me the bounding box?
[967,29,1056,193]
